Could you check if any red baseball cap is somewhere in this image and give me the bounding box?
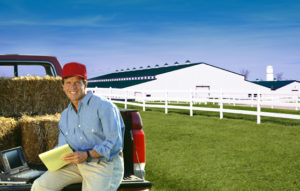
[62,62,87,80]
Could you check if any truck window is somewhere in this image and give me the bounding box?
[18,65,48,77]
[0,66,14,77]
[0,65,50,77]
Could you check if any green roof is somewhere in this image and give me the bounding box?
[87,63,201,88]
[89,62,200,80]
[88,79,154,88]
[251,80,296,90]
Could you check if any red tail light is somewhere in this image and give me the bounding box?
[132,129,146,163]
[131,112,143,130]
[131,112,146,178]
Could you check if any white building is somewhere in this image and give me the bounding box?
[88,62,270,99]
[128,63,268,93]
[252,80,300,93]
[251,65,300,94]
[266,65,274,81]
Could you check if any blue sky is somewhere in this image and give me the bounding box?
[1,0,300,80]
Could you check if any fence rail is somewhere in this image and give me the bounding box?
[88,88,300,124]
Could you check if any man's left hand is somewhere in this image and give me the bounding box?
[62,151,87,164]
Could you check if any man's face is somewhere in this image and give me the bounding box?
[62,76,86,103]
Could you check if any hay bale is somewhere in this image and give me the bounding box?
[0,117,20,151]
[19,114,60,163]
[19,115,46,163]
[0,76,69,117]
[44,114,60,150]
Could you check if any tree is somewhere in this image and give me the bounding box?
[240,69,250,80]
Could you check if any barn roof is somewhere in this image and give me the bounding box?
[89,62,200,80]
[88,79,154,88]
[251,80,297,90]
[87,62,244,88]
[87,63,200,88]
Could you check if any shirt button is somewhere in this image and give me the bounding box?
[78,125,81,128]
[66,132,68,135]
[92,129,95,132]
[80,137,83,140]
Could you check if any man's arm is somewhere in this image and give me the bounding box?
[92,103,123,162]
[62,150,103,164]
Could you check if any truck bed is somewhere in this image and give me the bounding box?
[0,109,152,190]
[0,175,152,191]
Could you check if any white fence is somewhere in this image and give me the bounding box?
[88,88,300,124]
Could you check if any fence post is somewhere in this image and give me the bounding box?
[143,91,146,111]
[271,94,274,109]
[125,90,128,109]
[257,90,261,124]
[295,94,298,111]
[251,92,254,107]
[233,94,236,106]
[220,89,223,119]
[296,94,300,111]
[165,90,168,114]
[205,90,208,105]
[190,89,193,116]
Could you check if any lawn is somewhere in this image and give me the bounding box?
[129,107,300,191]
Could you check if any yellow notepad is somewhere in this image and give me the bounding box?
[39,144,73,172]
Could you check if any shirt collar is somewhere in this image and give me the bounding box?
[67,91,93,111]
[80,91,93,105]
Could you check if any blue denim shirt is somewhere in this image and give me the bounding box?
[58,91,125,162]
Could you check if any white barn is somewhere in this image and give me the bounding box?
[127,63,267,93]
[252,80,300,93]
[277,81,300,93]
[88,62,270,99]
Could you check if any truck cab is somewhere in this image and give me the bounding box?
[0,55,62,77]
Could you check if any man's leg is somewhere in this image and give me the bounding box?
[31,164,82,191]
[79,154,124,191]
[110,154,124,191]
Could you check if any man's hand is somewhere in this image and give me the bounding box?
[62,151,87,164]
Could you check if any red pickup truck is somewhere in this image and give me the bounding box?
[0,54,152,191]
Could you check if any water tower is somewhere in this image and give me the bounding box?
[266,65,274,81]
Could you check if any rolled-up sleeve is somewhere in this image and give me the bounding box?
[93,103,123,162]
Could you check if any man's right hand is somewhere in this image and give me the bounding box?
[62,151,87,164]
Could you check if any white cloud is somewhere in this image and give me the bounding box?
[0,15,114,27]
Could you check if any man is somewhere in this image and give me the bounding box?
[31,62,125,191]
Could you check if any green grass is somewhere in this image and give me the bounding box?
[119,105,300,191]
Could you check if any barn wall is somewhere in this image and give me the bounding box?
[275,82,300,93]
[126,64,269,93]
